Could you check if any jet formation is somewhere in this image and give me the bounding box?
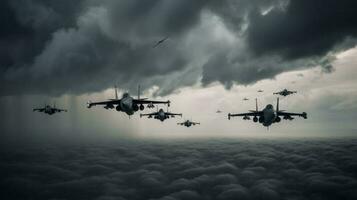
[274,89,297,97]
[33,84,307,129]
[31,34,308,130]
[33,104,67,115]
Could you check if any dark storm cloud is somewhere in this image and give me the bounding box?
[201,0,357,87]
[0,0,83,67]
[1,139,357,200]
[1,0,357,95]
[201,51,290,88]
[0,0,209,96]
[247,0,357,59]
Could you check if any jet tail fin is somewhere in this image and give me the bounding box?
[114,85,118,100]
[138,85,141,100]
[255,98,258,112]
[276,97,280,112]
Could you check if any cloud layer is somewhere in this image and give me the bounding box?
[1,0,357,96]
[1,139,357,200]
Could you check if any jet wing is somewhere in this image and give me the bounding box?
[133,99,170,106]
[229,111,263,117]
[277,111,307,119]
[228,111,263,120]
[33,108,45,112]
[54,108,67,112]
[87,99,121,108]
[192,122,200,125]
[140,112,158,117]
[177,123,184,125]
[166,112,182,116]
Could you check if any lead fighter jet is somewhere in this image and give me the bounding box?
[228,98,307,128]
[177,120,200,128]
[140,107,182,122]
[33,104,67,115]
[274,89,297,97]
[87,85,170,116]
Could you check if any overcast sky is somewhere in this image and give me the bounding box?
[1,0,357,141]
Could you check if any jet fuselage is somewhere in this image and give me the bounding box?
[184,121,192,127]
[115,93,144,116]
[44,106,56,115]
[119,94,135,115]
[156,109,168,122]
[261,104,277,127]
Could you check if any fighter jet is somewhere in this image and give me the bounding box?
[228,98,307,128]
[87,85,170,116]
[257,90,264,93]
[140,107,182,122]
[177,120,200,128]
[153,37,169,48]
[33,104,67,115]
[243,97,249,101]
[274,89,297,97]
[147,102,155,109]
